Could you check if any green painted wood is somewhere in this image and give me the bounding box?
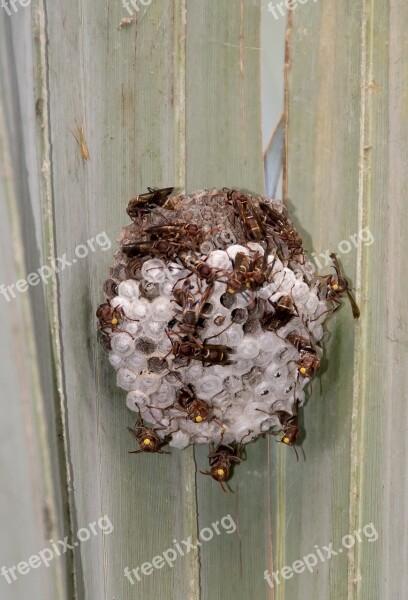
[8,1,405,598]
[275,1,408,599]
[357,2,408,597]
[184,3,278,600]
[279,2,364,599]
[0,13,68,599]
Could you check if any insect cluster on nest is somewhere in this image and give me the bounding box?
[97,187,359,491]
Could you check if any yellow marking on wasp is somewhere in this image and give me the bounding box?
[143,439,152,446]
[216,468,225,477]
[111,317,118,325]
[194,416,203,423]
[299,367,307,376]
[282,436,290,445]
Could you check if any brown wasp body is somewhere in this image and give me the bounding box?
[256,408,301,459]
[226,189,266,242]
[176,384,211,423]
[318,253,360,319]
[127,187,175,218]
[121,238,189,260]
[259,202,304,261]
[286,332,320,378]
[261,294,298,331]
[96,301,128,333]
[224,252,269,295]
[172,281,214,335]
[277,412,300,445]
[127,417,169,454]
[166,331,235,366]
[201,442,243,491]
[178,252,219,284]
[145,223,203,247]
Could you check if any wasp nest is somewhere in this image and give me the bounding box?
[97,186,358,465]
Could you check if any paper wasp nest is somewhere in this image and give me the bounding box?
[99,188,333,450]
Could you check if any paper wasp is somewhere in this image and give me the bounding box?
[259,201,304,261]
[172,281,214,336]
[165,331,235,367]
[318,253,360,319]
[121,238,190,260]
[261,294,298,331]
[200,442,243,492]
[286,332,320,378]
[226,189,266,242]
[127,414,170,455]
[126,187,175,219]
[96,300,137,334]
[145,222,204,247]
[255,408,301,460]
[224,251,270,295]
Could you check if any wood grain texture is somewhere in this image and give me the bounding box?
[31,0,262,597]
[0,12,69,600]
[5,0,405,598]
[279,1,408,599]
[32,0,202,597]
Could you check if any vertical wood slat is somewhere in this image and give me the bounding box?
[184,3,275,600]
[281,2,363,599]
[31,0,262,597]
[0,10,68,600]
[35,0,201,597]
[281,1,408,599]
[358,1,408,598]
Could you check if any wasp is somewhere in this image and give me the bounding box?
[259,202,304,261]
[286,332,320,378]
[277,412,300,444]
[174,384,211,423]
[318,253,360,319]
[126,187,175,219]
[121,238,189,260]
[172,281,214,336]
[127,417,170,455]
[255,408,301,460]
[166,331,235,367]
[261,294,298,331]
[200,442,243,492]
[226,189,266,242]
[145,222,203,245]
[223,252,268,295]
[178,252,220,284]
[96,300,134,333]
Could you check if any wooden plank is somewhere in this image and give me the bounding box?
[0,12,68,599]
[184,3,278,600]
[278,0,408,597]
[279,2,364,599]
[35,0,200,597]
[356,1,408,598]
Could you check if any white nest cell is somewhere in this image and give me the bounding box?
[111,332,135,358]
